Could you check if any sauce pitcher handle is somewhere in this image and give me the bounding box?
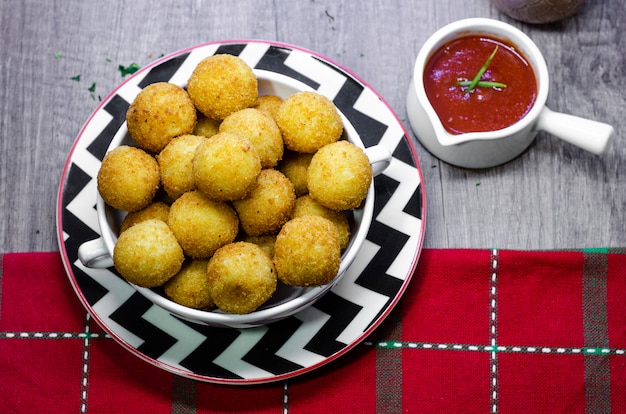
[537,107,614,155]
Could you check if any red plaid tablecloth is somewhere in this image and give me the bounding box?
[2,249,625,413]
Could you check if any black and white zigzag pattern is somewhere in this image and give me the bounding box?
[59,41,425,384]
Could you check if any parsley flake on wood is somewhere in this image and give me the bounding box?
[118,63,141,77]
[71,75,81,81]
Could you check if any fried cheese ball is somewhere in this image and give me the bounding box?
[251,94,283,119]
[207,242,277,314]
[167,191,239,258]
[97,145,160,212]
[164,259,215,310]
[275,91,343,153]
[157,134,207,200]
[219,108,284,168]
[292,195,351,251]
[193,132,262,201]
[126,82,197,153]
[274,216,341,286]
[187,54,258,120]
[308,140,372,211]
[113,219,184,288]
[233,169,296,237]
[278,150,313,196]
[193,112,221,138]
[119,201,170,234]
[239,234,276,259]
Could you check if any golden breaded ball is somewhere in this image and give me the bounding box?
[274,216,341,286]
[193,132,261,201]
[157,134,207,200]
[278,150,313,196]
[252,95,283,119]
[164,259,214,310]
[207,242,277,314]
[233,169,296,237]
[113,219,184,288]
[167,190,239,258]
[292,195,351,251]
[187,54,258,120]
[119,201,170,234]
[308,141,372,211]
[275,91,343,153]
[97,145,160,212]
[126,82,197,153]
[239,234,276,259]
[193,112,221,138]
[219,108,284,168]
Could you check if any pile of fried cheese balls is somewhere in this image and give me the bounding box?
[97,54,373,315]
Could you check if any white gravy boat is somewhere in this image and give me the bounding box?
[406,18,614,169]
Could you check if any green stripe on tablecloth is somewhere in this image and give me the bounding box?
[376,307,403,413]
[583,248,609,254]
[366,342,626,355]
[584,248,626,255]
[171,375,197,414]
[490,249,499,413]
[582,251,611,414]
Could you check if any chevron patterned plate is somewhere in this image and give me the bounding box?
[56,41,426,384]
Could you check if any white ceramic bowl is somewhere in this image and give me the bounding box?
[78,52,391,328]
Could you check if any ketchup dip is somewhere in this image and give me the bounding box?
[423,35,537,135]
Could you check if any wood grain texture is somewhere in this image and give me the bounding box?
[1,0,624,252]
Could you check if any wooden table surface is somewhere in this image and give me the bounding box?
[1,0,623,253]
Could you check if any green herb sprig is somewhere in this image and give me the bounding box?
[458,46,506,94]
[457,80,507,89]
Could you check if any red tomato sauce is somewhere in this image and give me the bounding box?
[423,35,537,135]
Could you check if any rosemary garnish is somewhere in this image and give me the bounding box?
[459,46,506,94]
